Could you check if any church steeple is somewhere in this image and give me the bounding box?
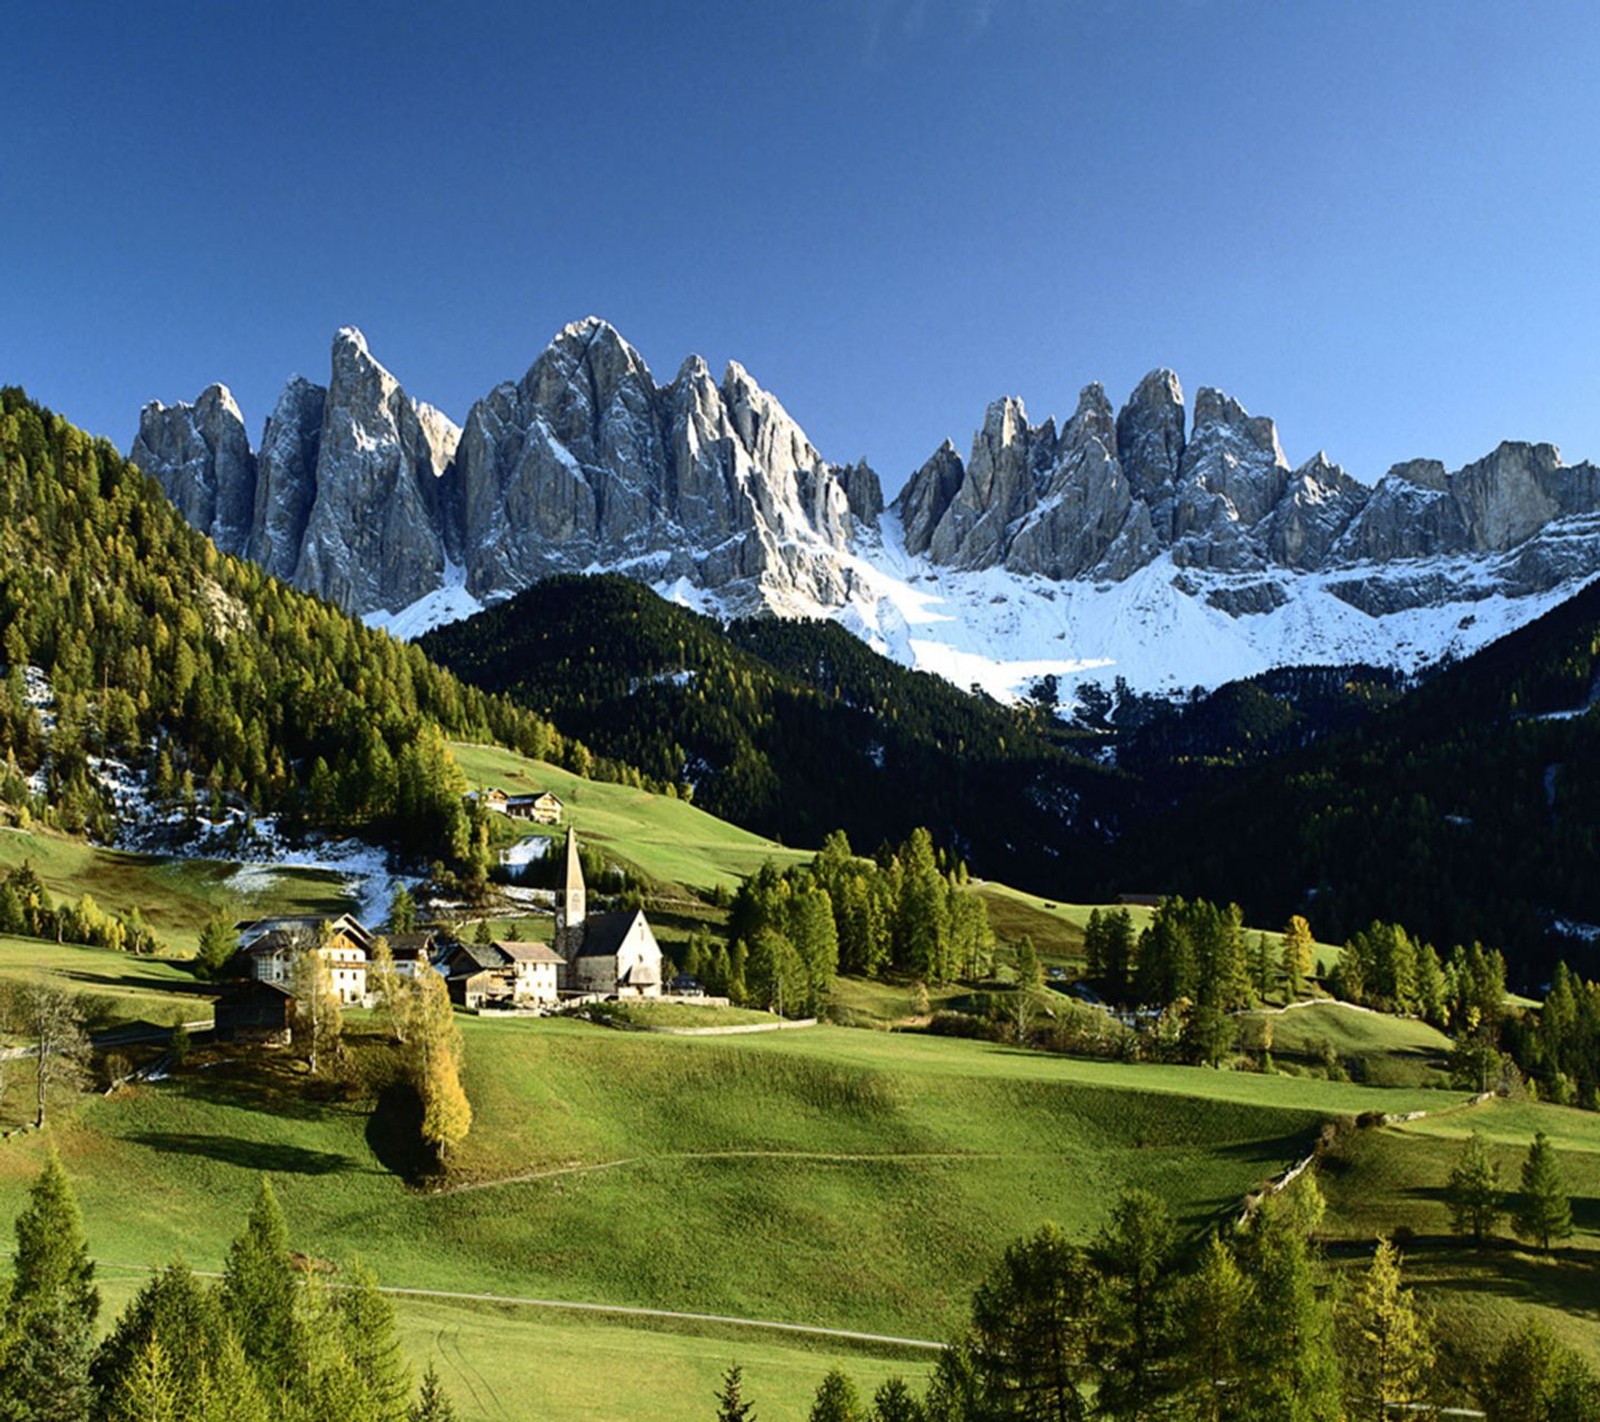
[556,827,586,956]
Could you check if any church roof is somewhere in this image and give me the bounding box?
[574,909,646,960]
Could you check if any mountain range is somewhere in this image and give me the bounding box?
[131,320,1600,698]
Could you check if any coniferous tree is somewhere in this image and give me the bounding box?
[1176,1233,1254,1422]
[0,1150,100,1422]
[219,1177,302,1399]
[715,1364,757,1422]
[808,1368,862,1422]
[1091,1188,1178,1420]
[334,1262,412,1419]
[1445,1129,1503,1247]
[1513,1132,1573,1252]
[195,914,237,979]
[1484,1323,1600,1422]
[410,1364,459,1422]
[968,1223,1092,1421]
[1337,1238,1432,1422]
[868,1376,923,1422]
[1281,916,1314,999]
[413,970,471,1166]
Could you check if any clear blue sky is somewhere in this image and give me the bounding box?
[4,1,1599,495]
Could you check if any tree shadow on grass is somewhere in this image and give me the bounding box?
[130,1131,357,1176]
[61,969,214,997]
[365,1079,435,1185]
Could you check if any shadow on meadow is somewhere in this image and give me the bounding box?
[129,1131,358,1176]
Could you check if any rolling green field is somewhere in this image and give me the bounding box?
[0,936,210,1032]
[449,741,811,893]
[1239,999,1453,1087]
[0,825,358,957]
[0,1013,1492,1422]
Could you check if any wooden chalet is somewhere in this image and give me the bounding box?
[442,939,564,1009]
[235,913,373,1006]
[214,980,296,1046]
[505,791,564,825]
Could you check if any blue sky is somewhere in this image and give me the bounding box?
[4,1,1599,495]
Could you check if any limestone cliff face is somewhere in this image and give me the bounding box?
[131,384,257,556]
[131,322,1600,655]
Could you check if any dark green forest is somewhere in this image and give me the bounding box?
[0,389,584,861]
[419,574,1126,883]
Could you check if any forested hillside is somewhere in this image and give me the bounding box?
[0,389,583,859]
[1130,579,1600,978]
[419,575,1126,884]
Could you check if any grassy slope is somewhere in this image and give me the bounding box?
[449,742,810,895]
[0,825,356,957]
[0,936,209,1032]
[1319,1096,1600,1366]
[0,1017,1474,1421]
[1240,1000,1453,1087]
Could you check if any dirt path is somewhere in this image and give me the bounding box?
[432,1148,1003,1197]
[97,1262,946,1352]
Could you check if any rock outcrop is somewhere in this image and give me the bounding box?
[131,384,257,556]
[130,321,1600,683]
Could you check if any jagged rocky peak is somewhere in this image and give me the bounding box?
[130,383,257,557]
[292,327,462,612]
[1115,368,1186,505]
[895,439,966,555]
[250,375,325,580]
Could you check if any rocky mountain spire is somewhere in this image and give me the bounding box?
[131,383,256,556]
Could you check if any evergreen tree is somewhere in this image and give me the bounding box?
[1083,909,1106,983]
[334,1262,412,1419]
[1513,1132,1573,1252]
[968,1223,1092,1421]
[1101,908,1135,1006]
[219,1177,302,1398]
[715,1363,756,1422]
[388,885,418,935]
[0,1150,100,1422]
[410,1364,459,1422]
[1281,916,1314,999]
[1091,1188,1178,1420]
[92,1260,233,1422]
[808,1367,862,1422]
[1445,1129,1503,1247]
[1337,1238,1432,1422]
[1175,1233,1253,1422]
[1484,1323,1600,1422]
[868,1376,923,1422]
[195,914,237,979]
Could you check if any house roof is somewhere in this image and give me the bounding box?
[574,909,647,960]
[507,790,562,805]
[387,931,439,959]
[494,940,565,965]
[236,913,374,950]
[443,940,509,975]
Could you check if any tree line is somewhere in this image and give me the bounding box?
[0,1156,459,1421]
[686,829,994,1014]
[0,389,629,868]
[727,1171,1598,1422]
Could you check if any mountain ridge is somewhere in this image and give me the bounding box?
[131,321,1600,699]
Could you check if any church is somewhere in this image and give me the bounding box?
[554,828,664,998]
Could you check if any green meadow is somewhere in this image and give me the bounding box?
[449,741,811,893]
[0,1011,1490,1422]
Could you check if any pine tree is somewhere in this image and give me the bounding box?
[388,885,418,935]
[969,1223,1092,1421]
[335,1261,413,1419]
[1280,916,1314,1000]
[1175,1233,1254,1422]
[0,1150,99,1422]
[808,1367,862,1422]
[91,1259,231,1419]
[1091,1188,1177,1420]
[715,1363,757,1421]
[1485,1322,1600,1422]
[219,1177,302,1397]
[1337,1238,1432,1422]
[869,1376,924,1422]
[1445,1129,1503,1247]
[196,914,237,978]
[410,1363,459,1422]
[110,1337,182,1422]
[1513,1131,1573,1252]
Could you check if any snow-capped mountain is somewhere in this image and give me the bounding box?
[131,321,1600,700]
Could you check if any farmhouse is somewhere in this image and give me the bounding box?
[235,913,373,1006]
[442,938,564,1008]
[505,790,564,824]
[468,787,510,813]
[387,929,445,978]
[554,829,663,998]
